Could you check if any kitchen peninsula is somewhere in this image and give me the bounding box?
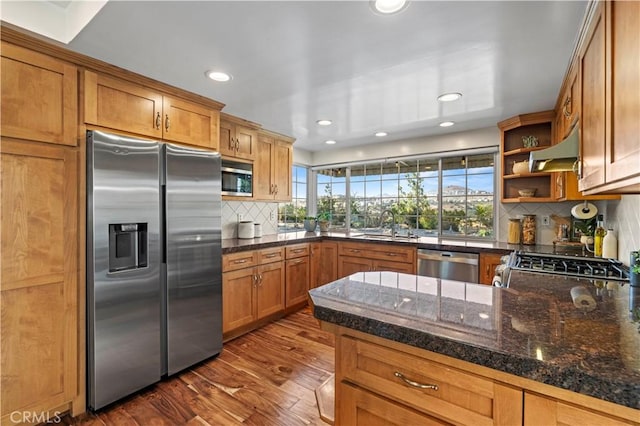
[309,271,640,425]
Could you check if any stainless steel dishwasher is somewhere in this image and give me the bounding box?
[417,249,479,283]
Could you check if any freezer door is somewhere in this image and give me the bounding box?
[164,143,222,375]
[87,131,161,410]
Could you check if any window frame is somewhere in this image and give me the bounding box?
[310,150,497,240]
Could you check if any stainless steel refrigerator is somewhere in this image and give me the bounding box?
[87,130,222,410]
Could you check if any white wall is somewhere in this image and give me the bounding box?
[605,194,640,266]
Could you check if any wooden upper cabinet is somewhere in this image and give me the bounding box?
[579,2,607,192]
[254,130,294,201]
[161,96,219,149]
[84,70,219,149]
[1,42,77,146]
[219,118,258,160]
[274,139,293,201]
[84,70,163,139]
[254,133,275,199]
[605,0,640,188]
[579,0,640,194]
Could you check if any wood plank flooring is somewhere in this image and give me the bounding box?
[64,308,335,425]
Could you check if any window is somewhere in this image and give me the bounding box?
[278,165,308,232]
[315,153,495,238]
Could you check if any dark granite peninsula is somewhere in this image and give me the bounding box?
[310,271,640,425]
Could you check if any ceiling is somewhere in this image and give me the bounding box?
[4,1,588,153]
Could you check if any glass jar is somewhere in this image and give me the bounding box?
[507,218,521,244]
[522,214,536,245]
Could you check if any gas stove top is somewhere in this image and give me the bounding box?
[496,251,630,287]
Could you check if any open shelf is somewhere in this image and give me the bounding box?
[499,111,555,203]
[503,172,552,179]
[503,146,548,157]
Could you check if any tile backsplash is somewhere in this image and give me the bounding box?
[605,194,640,266]
[222,201,278,239]
[497,200,607,246]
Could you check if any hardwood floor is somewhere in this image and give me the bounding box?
[65,308,335,425]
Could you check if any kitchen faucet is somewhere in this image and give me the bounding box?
[379,209,396,237]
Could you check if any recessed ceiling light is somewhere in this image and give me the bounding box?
[317,119,332,126]
[437,92,462,102]
[375,132,388,137]
[370,0,409,15]
[439,121,455,127]
[325,140,337,145]
[205,70,232,82]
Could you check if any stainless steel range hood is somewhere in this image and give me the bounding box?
[529,125,579,172]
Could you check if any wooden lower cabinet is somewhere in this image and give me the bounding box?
[1,140,82,422]
[285,243,310,307]
[310,242,338,289]
[479,252,505,285]
[338,242,415,278]
[340,383,448,426]
[524,392,634,426]
[222,248,285,336]
[330,326,639,426]
[336,333,522,426]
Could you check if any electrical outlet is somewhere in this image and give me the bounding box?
[270,211,275,221]
[542,215,550,226]
[237,213,244,222]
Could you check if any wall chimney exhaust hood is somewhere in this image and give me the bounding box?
[529,125,579,172]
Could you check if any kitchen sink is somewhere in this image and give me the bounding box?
[352,233,419,242]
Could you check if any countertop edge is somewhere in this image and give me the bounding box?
[222,232,538,255]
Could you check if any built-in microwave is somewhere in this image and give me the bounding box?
[221,160,252,197]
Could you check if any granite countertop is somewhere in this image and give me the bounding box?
[222,231,586,256]
[309,271,640,409]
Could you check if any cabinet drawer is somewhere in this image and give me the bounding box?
[340,335,521,426]
[258,247,284,264]
[286,243,310,259]
[222,251,258,272]
[340,242,415,264]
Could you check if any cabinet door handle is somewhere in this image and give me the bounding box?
[394,372,438,390]
[274,184,278,195]
[252,273,259,287]
[258,273,263,285]
[155,112,161,129]
[235,139,240,152]
[229,137,235,151]
[291,259,304,265]
[292,249,305,253]
[385,252,398,257]
[234,259,248,264]
[265,253,278,258]
[350,249,360,253]
[165,114,170,132]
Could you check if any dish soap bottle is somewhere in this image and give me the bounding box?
[602,227,618,259]
[594,214,606,257]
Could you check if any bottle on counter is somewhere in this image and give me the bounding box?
[522,214,536,245]
[594,214,606,257]
[602,227,617,259]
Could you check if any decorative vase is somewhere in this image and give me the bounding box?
[303,218,317,232]
[318,220,330,232]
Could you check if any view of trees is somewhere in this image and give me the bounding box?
[281,154,494,238]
